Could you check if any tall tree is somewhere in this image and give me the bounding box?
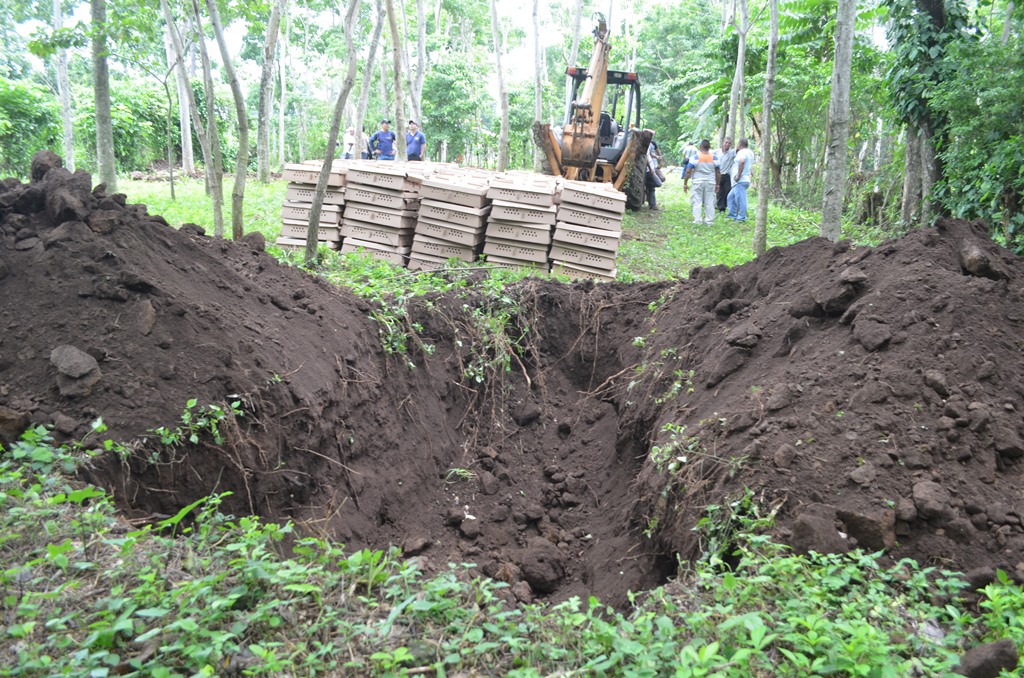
[565,0,584,110]
[819,0,857,241]
[489,0,509,171]
[91,0,117,189]
[205,0,247,240]
[355,0,385,156]
[725,0,748,144]
[305,0,362,264]
[384,0,407,159]
[190,0,225,236]
[278,3,288,168]
[257,0,286,183]
[532,0,543,170]
[886,0,972,223]
[53,0,73,172]
[753,0,778,256]
[163,28,194,175]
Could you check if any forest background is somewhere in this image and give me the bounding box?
[0,0,1021,248]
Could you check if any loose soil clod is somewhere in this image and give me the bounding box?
[1,152,1023,607]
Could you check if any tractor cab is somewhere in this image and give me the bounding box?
[562,67,642,167]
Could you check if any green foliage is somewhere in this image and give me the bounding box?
[72,76,173,174]
[3,426,1024,675]
[929,35,1024,247]
[0,75,60,177]
[421,50,492,163]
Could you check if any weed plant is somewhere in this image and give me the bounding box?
[2,426,1023,675]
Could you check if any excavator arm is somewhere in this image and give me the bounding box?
[534,15,653,209]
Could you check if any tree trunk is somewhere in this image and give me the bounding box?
[91,0,117,190]
[726,0,748,143]
[414,0,426,120]
[206,0,248,240]
[920,123,938,224]
[901,126,922,224]
[565,0,584,109]
[383,0,407,160]
[532,0,543,170]
[187,0,225,237]
[753,0,778,257]
[279,3,288,169]
[53,0,75,172]
[164,0,210,182]
[257,0,286,183]
[164,30,195,175]
[1001,1,1014,45]
[489,0,509,171]
[306,0,362,264]
[355,0,385,157]
[819,0,856,242]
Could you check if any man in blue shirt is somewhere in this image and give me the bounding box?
[369,119,397,160]
[406,120,426,161]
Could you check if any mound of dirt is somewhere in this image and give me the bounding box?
[2,151,1023,608]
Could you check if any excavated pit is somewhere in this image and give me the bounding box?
[2,152,1024,607]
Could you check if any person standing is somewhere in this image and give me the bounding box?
[715,136,735,213]
[645,137,664,210]
[369,119,397,160]
[342,127,357,159]
[406,120,426,161]
[683,139,720,226]
[727,138,755,222]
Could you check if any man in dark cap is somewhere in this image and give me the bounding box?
[369,119,397,160]
[406,120,426,161]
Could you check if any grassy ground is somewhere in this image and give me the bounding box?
[120,177,287,243]
[118,174,894,284]
[3,429,1022,676]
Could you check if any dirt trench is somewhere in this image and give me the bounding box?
[3,152,1024,608]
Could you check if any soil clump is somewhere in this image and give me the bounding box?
[2,152,1024,607]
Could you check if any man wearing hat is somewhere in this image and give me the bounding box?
[369,119,397,161]
[406,120,426,162]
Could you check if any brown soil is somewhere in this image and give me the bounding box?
[2,152,1023,608]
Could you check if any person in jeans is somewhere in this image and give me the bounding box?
[683,139,720,226]
[369,119,397,160]
[715,137,735,212]
[727,138,755,222]
[406,120,426,161]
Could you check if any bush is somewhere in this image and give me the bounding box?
[930,35,1024,248]
[0,75,60,177]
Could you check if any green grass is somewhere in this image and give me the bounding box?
[119,177,287,241]
[618,178,894,281]
[2,427,1022,676]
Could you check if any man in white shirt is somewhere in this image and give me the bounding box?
[342,127,357,159]
[727,138,755,222]
[715,137,735,213]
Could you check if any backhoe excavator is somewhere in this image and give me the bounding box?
[533,15,654,210]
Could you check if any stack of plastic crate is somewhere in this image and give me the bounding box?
[481,173,558,272]
[275,161,345,252]
[338,162,423,266]
[407,169,492,271]
[548,180,625,281]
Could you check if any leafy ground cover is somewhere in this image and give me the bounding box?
[2,425,1022,676]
